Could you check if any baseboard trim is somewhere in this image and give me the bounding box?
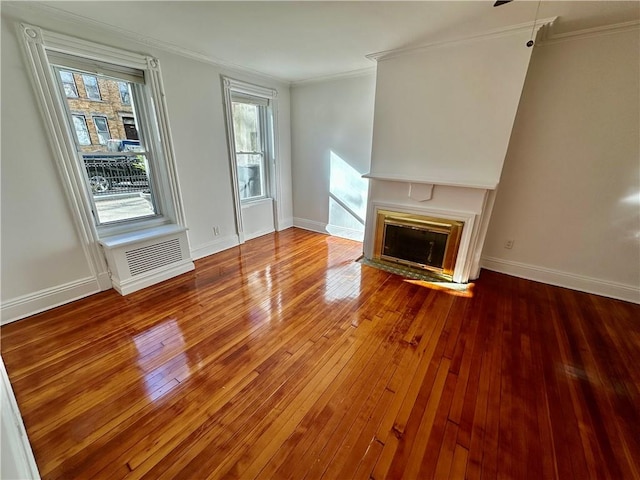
[277,217,294,231]
[326,224,364,242]
[293,217,363,242]
[190,234,240,261]
[245,228,276,241]
[293,217,328,235]
[1,277,101,325]
[112,259,195,295]
[481,256,640,304]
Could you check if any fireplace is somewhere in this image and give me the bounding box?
[373,210,464,279]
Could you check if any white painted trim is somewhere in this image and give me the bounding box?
[278,217,294,231]
[326,224,365,242]
[540,19,640,46]
[291,67,376,87]
[1,357,41,479]
[363,173,498,190]
[468,189,497,280]
[366,17,557,61]
[17,22,110,288]
[221,77,246,244]
[293,218,373,242]
[221,76,282,246]
[481,256,640,304]
[111,260,194,295]
[99,224,188,249]
[1,277,100,325]
[245,228,277,242]
[223,76,277,99]
[293,218,329,235]
[190,234,240,260]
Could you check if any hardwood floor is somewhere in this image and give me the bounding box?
[2,228,639,479]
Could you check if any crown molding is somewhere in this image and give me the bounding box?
[366,16,558,62]
[539,19,640,46]
[3,1,292,85]
[291,67,376,87]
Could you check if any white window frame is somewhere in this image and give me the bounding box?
[231,97,269,202]
[17,23,188,291]
[222,76,280,244]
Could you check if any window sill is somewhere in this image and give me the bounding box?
[99,224,187,249]
[241,197,272,207]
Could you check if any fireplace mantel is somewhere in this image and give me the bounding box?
[363,172,498,190]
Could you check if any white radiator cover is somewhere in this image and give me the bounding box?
[100,225,195,295]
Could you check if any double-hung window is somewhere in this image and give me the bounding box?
[118,81,131,105]
[82,74,101,100]
[231,94,270,201]
[93,116,111,145]
[51,59,162,227]
[72,115,91,145]
[60,70,78,98]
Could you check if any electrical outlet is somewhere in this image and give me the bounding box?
[504,239,514,249]
[213,226,220,236]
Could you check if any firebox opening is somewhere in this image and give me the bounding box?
[373,210,463,279]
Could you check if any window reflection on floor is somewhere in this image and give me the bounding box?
[324,239,362,303]
[133,319,190,402]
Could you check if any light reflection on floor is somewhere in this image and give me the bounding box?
[324,239,363,303]
[133,318,190,402]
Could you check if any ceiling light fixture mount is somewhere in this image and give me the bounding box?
[493,0,543,48]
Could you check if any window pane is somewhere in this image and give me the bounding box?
[59,70,78,97]
[232,102,260,153]
[72,115,91,145]
[84,154,156,223]
[118,82,131,105]
[93,117,110,144]
[237,153,264,199]
[55,66,158,225]
[82,75,101,100]
[122,116,139,140]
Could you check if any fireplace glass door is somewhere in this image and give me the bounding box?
[382,223,448,269]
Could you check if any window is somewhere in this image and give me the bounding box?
[53,63,161,226]
[20,23,189,290]
[93,116,111,144]
[59,70,78,97]
[122,116,139,140]
[118,82,130,105]
[231,96,269,201]
[82,74,101,100]
[72,115,91,145]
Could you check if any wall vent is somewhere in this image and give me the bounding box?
[125,238,183,276]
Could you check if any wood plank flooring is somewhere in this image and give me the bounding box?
[2,228,639,479]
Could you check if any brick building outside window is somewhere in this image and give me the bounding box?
[61,70,139,153]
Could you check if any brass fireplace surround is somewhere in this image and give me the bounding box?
[373,210,464,278]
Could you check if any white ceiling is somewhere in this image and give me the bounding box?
[19,1,640,83]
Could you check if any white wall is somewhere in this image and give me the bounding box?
[0,5,293,321]
[370,29,534,188]
[291,73,376,241]
[482,28,640,302]
[1,14,95,302]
